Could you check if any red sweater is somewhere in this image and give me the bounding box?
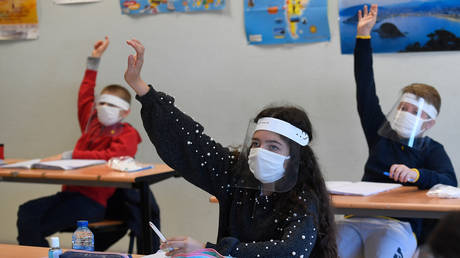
[62,69,141,207]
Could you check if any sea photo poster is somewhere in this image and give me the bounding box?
[339,0,460,54]
[244,0,330,45]
[120,0,225,15]
[0,0,38,40]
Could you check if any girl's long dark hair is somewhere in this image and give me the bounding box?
[255,106,338,258]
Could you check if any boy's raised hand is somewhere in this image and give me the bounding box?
[357,4,378,37]
[91,36,109,58]
[125,39,149,96]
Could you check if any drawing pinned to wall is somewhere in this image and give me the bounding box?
[54,0,101,4]
[0,0,38,40]
[339,0,460,54]
[244,0,330,45]
[120,0,225,15]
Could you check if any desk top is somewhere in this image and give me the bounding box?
[0,159,175,188]
[332,186,460,218]
[0,244,143,258]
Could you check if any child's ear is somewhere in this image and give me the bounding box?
[423,119,436,131]
[120,109,130,119]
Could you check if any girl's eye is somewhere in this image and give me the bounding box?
[251,141,259,148]
[268,145,280,152]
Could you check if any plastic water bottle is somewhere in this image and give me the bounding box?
[48,236,63,258]
[72,220,94,251]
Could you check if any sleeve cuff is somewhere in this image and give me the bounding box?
[87,57,100,71]
[411,168,420,182]
[135,85,156,103]
[356,35,371,39]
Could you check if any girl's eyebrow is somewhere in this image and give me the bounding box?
[265,140,282,146]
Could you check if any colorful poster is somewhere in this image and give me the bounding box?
[0,0,38,40]
[244,0,330,45]
[120,0,225,15]
[54,0,101,4]
[339,0,460,54]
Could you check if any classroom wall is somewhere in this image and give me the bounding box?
[1,0,459,252]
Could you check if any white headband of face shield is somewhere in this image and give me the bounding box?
[400,93,438,119]
[98,94,130,111]
[255,117,310,146]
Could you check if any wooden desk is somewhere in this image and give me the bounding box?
[210,186,460,219]
[332,186,460,219]
[0,243,143,258]
[0,161,177,255]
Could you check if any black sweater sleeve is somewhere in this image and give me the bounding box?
[355,38,386,148]
[209,213,317,258]
[136,86,235,196]
[416,142,457,189]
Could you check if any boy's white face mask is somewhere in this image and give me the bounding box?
[390,110,430,138]
[248,147,290,184]
[96,105,123,126]
[96,94,130,127]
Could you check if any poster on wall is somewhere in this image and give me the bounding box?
[244,0,330,45]
[120,0,225,15]
[54,0,101,4]
[339,0,460,54]
[0,0,38,40]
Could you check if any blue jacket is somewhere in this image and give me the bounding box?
[355,38,457,243]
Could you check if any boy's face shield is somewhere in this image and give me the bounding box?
[378,93,437,150]
[233,117,307,193]
[84,94,128,136]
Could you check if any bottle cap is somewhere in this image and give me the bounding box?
[50,236,60,248]
[77,220,88,227]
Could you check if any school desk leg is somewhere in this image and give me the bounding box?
[138,182,153,254]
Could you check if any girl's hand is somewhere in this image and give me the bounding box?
[125,39,149,96]
[357,4,378,37]
[160,236,205,256]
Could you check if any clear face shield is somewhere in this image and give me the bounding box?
[84,94,130,136]
[378,93,437,150]
[232,117,310,193]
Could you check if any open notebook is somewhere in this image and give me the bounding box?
[326,181,402,196]
[0,159,106,170]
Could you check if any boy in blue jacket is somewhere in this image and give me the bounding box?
[336,4,457,258]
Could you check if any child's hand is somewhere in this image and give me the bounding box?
[91,36,109,58]
[125,39,149,96]
[357,4,378,37]
[160,236,205,256]
[389,164,418,183]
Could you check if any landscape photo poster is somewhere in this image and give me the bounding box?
[339,0,460,54]
[0,0,38,40]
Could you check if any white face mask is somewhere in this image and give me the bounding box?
[390,111,430,138]
[96,105,123,126]
[248,148,290,184]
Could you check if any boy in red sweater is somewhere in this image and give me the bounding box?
[17,37,142,248]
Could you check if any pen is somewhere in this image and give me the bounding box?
[149,221,167,242]
[149,221,174,252]
[383,171,414,182]
[128,165,153,172]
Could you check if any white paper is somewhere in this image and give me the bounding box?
[141,250,167,258]
[0,159,41,169]
[54,0,102,4]
[326,181,402,196]
[32,159,105,170]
